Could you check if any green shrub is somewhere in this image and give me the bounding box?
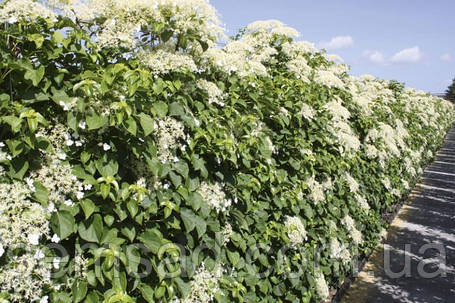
[0,1,454,302]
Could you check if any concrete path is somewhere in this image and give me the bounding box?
[341,127,455,303]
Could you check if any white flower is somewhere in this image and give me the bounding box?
[51,234,61,243]
[0,142,5,147]
[103,143,111,151]
[47,202,56,213]
[285,216,308,246]
[57,153,67,160]
[76,191,84,200]
[78,121,86,129]
[6,155,12,160]
[25,177,35,191]
[40,296,49,303]
[59,101,70,111]
[64,199,74,206]
[84,184,92,190]
[314,270,330,300]
[66,139,74,146]
[53,257,60,269]
[75,140,83,147]
[8,16,18,24]
[0,243,4,257]
[34,249,45,259]
[28,233,40,245]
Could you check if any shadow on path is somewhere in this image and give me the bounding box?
[341,128,455,303]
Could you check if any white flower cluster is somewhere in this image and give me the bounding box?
[64,253,90,289]
[342,215,363,245]
[198,182,232,213]
[183,262,224,303]
[286,56,312,83]
[314,270,330,301]
[281,41,318,57]
[299,103,316,120]
[325,99,351,121]
[62,0,223,51]
[0,0,56,24]
[355,194,370,213]
[344,173,359,193]
[0,181,56,302]
[203,20,301,77]
[0,182,49,248]
[325,99,360,155]
[329,237,351,265]
[197,79,226,106]
[365,119,410,170]
[220,222,233,246]
[154,117,186,163]
[331,121,361,155]
[314,69,345,89]
[284,215,307,246]
[139,48,198,75]
[246,20,300,38]
[305,176,325,203]
[0,250,55,302]
[30,157,85,207]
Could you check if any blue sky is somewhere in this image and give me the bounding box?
[211,0,455,93]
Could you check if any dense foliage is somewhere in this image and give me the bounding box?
[445,78,455,102]
[0,1,454,302]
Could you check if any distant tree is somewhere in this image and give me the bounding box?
[445,78,455,102]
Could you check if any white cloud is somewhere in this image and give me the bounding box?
[362,50,386,64]
[319,36,354,50]
[441,53,453,62]
[390,46,422,63]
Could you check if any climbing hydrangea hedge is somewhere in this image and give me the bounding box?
[0,0,454,302]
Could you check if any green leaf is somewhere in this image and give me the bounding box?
[161,30,173,42]
[126,199,139,218]
[152,101,168,118]
[78,214,103,243]
[27,33,44,48]
[227,250,240,267]
[33,181,49,204]
[86,113,108,130]
[180,208,206,238]
[51,292,72,303]
[50,211,75,240]
[124,116,137,136]
[137,113,154,136]
[138,228,163,254]
[121,226,136,242]
[67,112,77,131]
[6,139,24,156]
[138,284,155,303]
[169,171,182,188]
[80,199,97,219]
[169,102,185,116]
[2,116,22,133]
[85,292,100,303]
[72,280,88,303]
[52,31,65,44]
[24,65,45,86]
[152,78,165,95]
[100,183,111,199]
[96,159,119,178]
[8,158,29,179]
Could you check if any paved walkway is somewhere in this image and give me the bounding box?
[341,127,455,303]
